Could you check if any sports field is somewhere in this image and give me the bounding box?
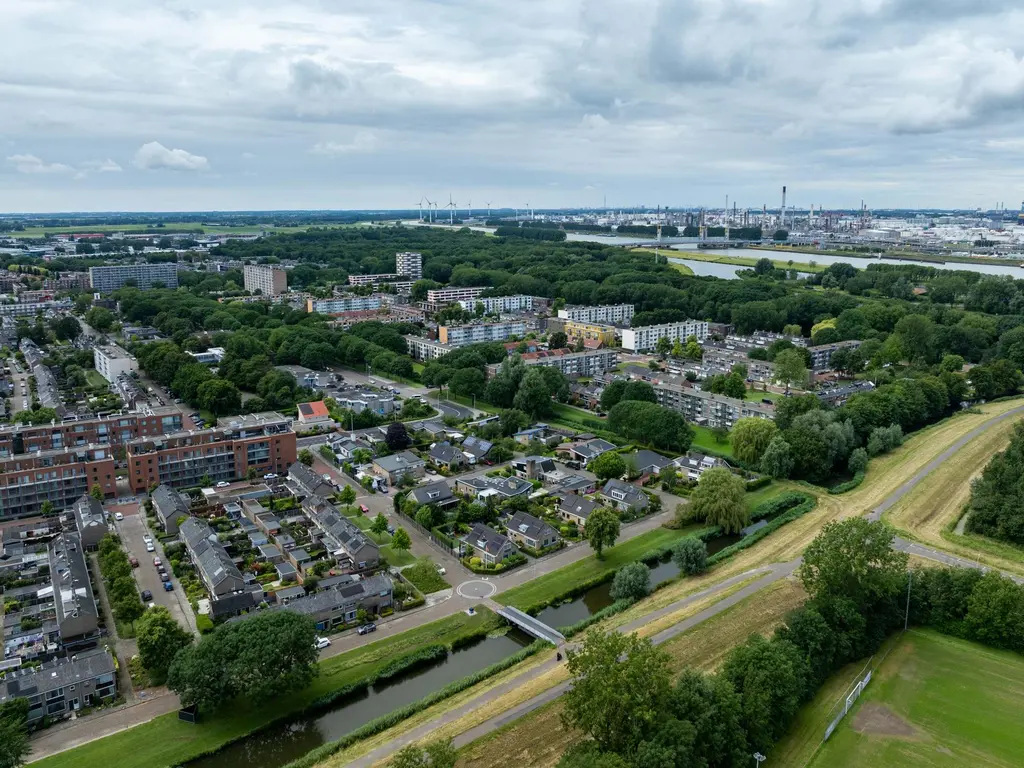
[803,630,1024,768]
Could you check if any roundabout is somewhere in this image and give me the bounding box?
[456,579,497,599]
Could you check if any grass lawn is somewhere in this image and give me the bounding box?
[669,261,694,276]
[84,369,108,388]
[35,609,502,768]
[690,425,733,457]
[381,545,417,566]
[496,525,701,610]
[745,483,783,513]
[793,630,1024,768]
[345,511,392,544]
[402,559,451,593]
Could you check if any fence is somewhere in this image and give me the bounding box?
[824,669,872,741]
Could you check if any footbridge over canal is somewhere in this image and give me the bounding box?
[494,605,566,646]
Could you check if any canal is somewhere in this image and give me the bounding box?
[188,629,533,768]
[534,533,743,628]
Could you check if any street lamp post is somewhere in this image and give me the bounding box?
[753,752,766,768]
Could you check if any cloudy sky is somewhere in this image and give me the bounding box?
[3,0,1024,213]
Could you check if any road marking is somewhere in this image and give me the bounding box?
[457,580,497,599]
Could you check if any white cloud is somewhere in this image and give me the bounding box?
[310,131,378,156]
[6,154,75,175]
[132,141,209,172]
[81,158,123,173]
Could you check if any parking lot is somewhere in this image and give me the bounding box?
[112,503,198,636]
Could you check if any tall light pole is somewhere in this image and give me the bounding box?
[753,753,766,768]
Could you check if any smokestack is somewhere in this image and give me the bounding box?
[781,186,787,228]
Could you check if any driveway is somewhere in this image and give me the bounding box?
[112,504,198,636]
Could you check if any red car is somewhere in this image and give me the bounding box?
[129,557,139,568]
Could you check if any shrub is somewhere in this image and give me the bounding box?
[610,562,651,601]
[671,537,708,575]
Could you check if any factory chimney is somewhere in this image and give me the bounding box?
[781,186,787,229]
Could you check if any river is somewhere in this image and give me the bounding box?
[187,629,532,768]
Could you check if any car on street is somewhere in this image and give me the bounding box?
[435,565,447,576]
[114,511,124,521]
[145,542,155,553]
[163,582,174,591]
[129,557,139,568]
[315,636,331,649]
[357,623,377,636]
[143,533,153,544]
[153,557,162,566]
[216,481,230,488]
[359,504,370,515]
[264,473,278,480]
[140,589,153,602]
[160,572,171,583]
[387,525,395,535]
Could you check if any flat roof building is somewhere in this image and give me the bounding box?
[395,251,423,280]
[89,263,179,293]
[438,321,526,347]
[243,264,288,296]
[621,320,710,352]
[93,344,137,383]
[557,304,634,325]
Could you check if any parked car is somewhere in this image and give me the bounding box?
[129,557,139,568]
[264,473,278,481]
[145,542,155,553]
[142,533,153,545]
[216,481,230,488]
[315,636,331,649]
[114,511,124,521]
[153,557,162,567]
[163,582,174,592]
[357,623,377,636]
[387,525,395,535]
[140,589,153,602]
[435,564,446,576]
[157,564,167,574]
[359,504,370,515]
[160,572,171,583]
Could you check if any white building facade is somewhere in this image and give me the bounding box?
[557,304,634,325]
[621,320,710,352]
[93,344,138,382]
[243,264,287,296]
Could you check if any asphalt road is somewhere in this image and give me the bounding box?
[112,503,198,636]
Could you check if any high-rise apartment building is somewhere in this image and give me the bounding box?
[307,296,383,315]
[557,304,634,325]
[621,320,710,352]
[88,263,179,293]
[438,321,526,347]
[243,264,288,296]
[457,295,537,314]
[395,251,423,280]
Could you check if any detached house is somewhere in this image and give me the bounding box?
[568,438,616,466]
[460,435,493,464]
[506,511,560,551]
[511,456,555,480]
[672,452,732,481]
[627,450,673,476]
[461,523,515,565]
[557,493,602,529]
[408,480,458,510]
[428,442,465,471]
[373,451,426,484]
[600,479,649,513]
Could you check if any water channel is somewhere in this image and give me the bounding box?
[188,629,532,768]
[534,533,743,628]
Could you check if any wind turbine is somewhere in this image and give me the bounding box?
[447,194,456,226]
[417,198,424,222]
[485,201,492,218]
[526,202,533,220]
[467,200,472,219]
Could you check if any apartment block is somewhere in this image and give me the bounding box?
[557,304,634,325]
[700,345,775,383]
[93,344,137,383]
[652,381,773,429]
[1,649,117,725]
[0,408,184,459]
[395,251,423,279]
[424,286,485,312]
[0,446,117,521]
[243,264,288,296]
[404,336,455,361]
[125,412,297,493]
[621,320,710,352]
[307,296,383,315]
[564,320,617,349]
[490,348,618,378]
[0,300,73,317]
[457,295,537,314]
[807,340,862,371]
[438,321,526,347]
[89,263,179,292]
[346,274,416,294]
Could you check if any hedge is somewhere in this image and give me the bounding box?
[707,494,817,566]
[745,476,772,492]
[560,599,634,638]
[280,639,551,768]
[375,644,447,682]
[828,472,865,495]
[749,492,809,522]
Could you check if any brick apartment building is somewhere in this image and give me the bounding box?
[0,408,184,459]
[125,412,297,492]
[0,446,117,521]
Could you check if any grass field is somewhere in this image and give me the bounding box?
[84,369,108,388]
[883,408,1024,576]
[633,247,826,273]
[402,559,451,593]
[690,424,734,457]
[797,630,1024,768]
[34,610,500,768]
[669,261,695,276]
[495,525,701,610]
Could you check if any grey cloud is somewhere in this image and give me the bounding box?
[132,142,209,172]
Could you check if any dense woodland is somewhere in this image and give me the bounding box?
[966,422,1024,544]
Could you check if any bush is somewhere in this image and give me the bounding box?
[610,562,651,601]
[745,476,772,492]
[828,472,865,495]
[707,495,816,566]
[671,537,708,575]
[401,561,450,594]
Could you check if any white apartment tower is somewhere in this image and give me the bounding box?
[243,264,288,296]
[620,320,710,352]
[557,304,634,325]
[395,251,423,280]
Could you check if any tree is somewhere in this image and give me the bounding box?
[687,468,748,534]
[610,562,651,601]
[51,315,82,341]
[85,306,114,331]
[655,336,671,358]
[392,527,412,551]
[586,507,621,559]
[671,538,708,575]
[196,379,241,415]
[0,698,29,768]
[684,336,703,360]
[498,408,530,436]
[548,331,568,350]
[513,367,556,418]
[556,743,631,768]
[371,513,389,536]
[774,348,808,390]
[389,739,458,768]
[731,418,778,466]
[386,421,410,450]
[940,353,966,372]
[136,606,193,684]
[90,484,105,501]
[168,611,318,711]
[589,451,626,481]
[562,630,671,755]
[847,447,868,475]
[40,499,54,517]
[448,368,485,398]
[339,485,357,504]
[298,449,315,466]
[113,595,144,626]
[799,519,908,610]
[600,380,627,411]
